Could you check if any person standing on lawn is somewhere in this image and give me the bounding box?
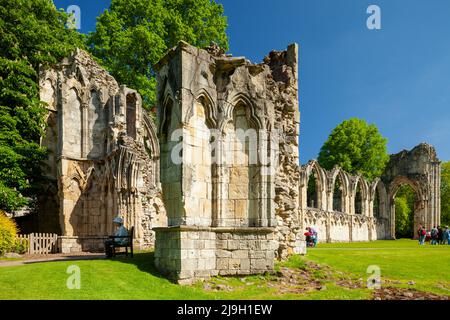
[443,226,450,245]
[418,225,426,245]
[437,226,444,245]
[308,227,318,247]
[431,226,438,245]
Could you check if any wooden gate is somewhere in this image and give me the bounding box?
[17,233,58,254]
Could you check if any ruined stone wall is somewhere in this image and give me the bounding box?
[382,143,441,238]
[153,41,299,283]
[34,43,441,263]
[38,49,165,251]
[297,143,441,242]
[265,45,304,259]
[299,161,390,242]
[154,226,276,283]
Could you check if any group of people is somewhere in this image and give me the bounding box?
[417,224,450,245]
[304,227,318,247]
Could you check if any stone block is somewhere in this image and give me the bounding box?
[200,249,215,259]
[249,251,266,259]
[216,249,232,258]
[227,240,239,250]
[229,183,248,200]
[181,259,198,271]
[240,258,250,271]
[216,258,229,270]
[251,258,269,271]
[229,259,241,270]
[232,250,248,259]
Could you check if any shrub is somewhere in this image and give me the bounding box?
[0,211,18,256]
[12,238,28,254]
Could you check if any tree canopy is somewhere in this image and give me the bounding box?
[0,0,84,212]
[87,0,229,108]
[318,118,389,180]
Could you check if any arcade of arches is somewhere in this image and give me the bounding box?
[301,143,441,243]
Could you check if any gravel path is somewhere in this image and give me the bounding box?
[0,253,106,267]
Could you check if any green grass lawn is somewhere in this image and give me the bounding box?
[0,240,448,300]
[307,239,450,296]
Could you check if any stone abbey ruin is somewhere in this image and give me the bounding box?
[22,41,440,282]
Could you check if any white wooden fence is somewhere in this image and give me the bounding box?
[17,233,58,254]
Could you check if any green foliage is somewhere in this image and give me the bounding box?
[0,0,84,212]
[87,0,228,108]
[12,238,28,254]
[441,161,450,227]
[395,185,415,238]
[318,118,389,180]
[395,197,412,238]
[0,211,18,255]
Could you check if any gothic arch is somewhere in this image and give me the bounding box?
[329,167,349,213]
[186,89,217,129]
[143,112,160,160]
[159,95,175,142]
[370,179,388,218]
[302,160,327,210]
[222,93,264,131]
[158,84,177,137]
[388,176,424,202]
[352,175,369,215]
[381,143,441,239]
[387,176,424,239]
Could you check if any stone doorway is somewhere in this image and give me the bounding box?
[389,180,421,239]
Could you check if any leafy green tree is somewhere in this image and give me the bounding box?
[441,161,450,226]
[318,118,389,180]
[87,0,228,108]
[0,0,84,212]
[395,197,411,238]
[395,185,415,238]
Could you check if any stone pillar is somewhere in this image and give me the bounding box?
[153,41,279,283]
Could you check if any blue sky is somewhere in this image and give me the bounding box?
[53,0,450,162]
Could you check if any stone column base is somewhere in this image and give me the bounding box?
[154,226,277,284]
[58,236,108,253]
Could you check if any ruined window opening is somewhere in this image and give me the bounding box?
[307,172,319,209]
[374,187,381,217]
[161,100,173,142]
[333,176,343,212]
[355,183,363,214]
[126,93,137,139]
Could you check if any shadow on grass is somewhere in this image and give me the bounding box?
[109,251,169,281]
[10,251,169,282]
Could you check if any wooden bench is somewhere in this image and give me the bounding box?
[108,226,134,258]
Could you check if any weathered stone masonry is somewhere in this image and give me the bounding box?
[36,49,166,252]
[29,41,441,282]
[297,143,441,243]
[153,42,289,282]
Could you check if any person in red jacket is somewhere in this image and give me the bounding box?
[417,224,426,245]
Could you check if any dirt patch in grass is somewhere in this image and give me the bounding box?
[201,259,449,300]
[372,287,449,300]
[202,260,364,296]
